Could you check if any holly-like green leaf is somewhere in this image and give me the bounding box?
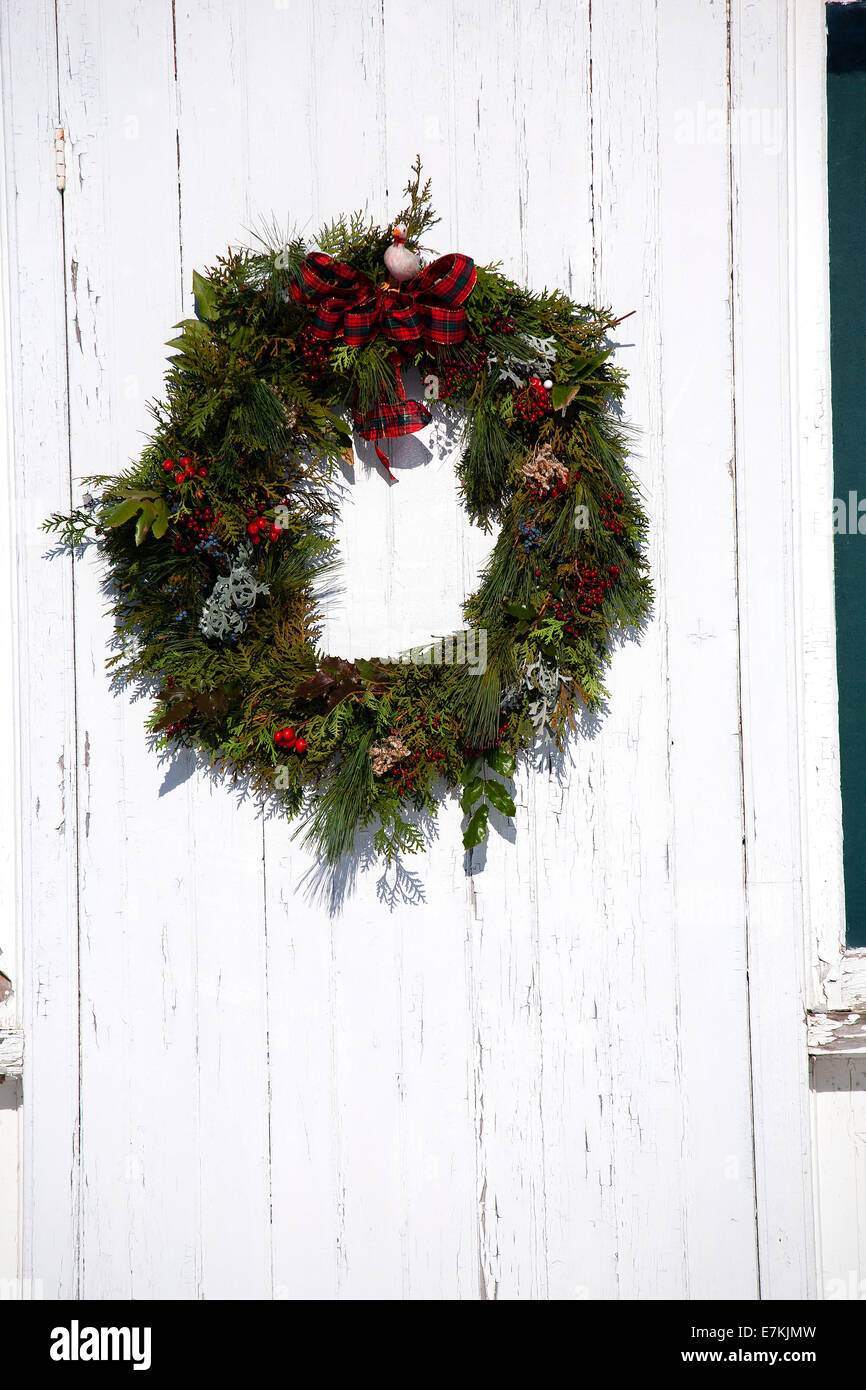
[293,657,364,709]
[486,748,516,778]
[192,270,218,321]
[459,757,484,785]
[485,779,516,818]
[151,498,170,539]
[166,319,210,353]
[102,497,141,528]
[551,383,579,411]
[502,600,537,621]
[228,325,254,351]
[460,776,484,813]
[322,408,353,439]
[152,697,194,731]
[135,500,156,546]
[551,350,613,410]
[356,657,391,683]
[462,803,489,849]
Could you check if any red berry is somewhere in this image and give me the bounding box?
[294,737,307,754]
[162,459,174,472]
[174,471,184,485]
[269,526,280,542]
[198,467,208,478]
[179,456,191,468]
[283,727,295,742]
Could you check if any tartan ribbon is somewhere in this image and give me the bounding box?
[292,250,477,478]
[352,368,431,481]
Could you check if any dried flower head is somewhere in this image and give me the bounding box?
[520,443,569,493]
[370,733,412,777]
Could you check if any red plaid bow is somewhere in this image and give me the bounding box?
[292,250,477,477]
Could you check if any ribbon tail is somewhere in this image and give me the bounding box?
[373,440,398,483]
[352,359,431,482]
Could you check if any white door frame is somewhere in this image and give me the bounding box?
[789,0,866,1038]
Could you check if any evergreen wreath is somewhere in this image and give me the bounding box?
[45,162,652,864]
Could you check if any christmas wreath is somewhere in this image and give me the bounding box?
[45,163,651,864]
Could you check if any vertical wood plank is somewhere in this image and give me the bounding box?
[55,0,201,1297]
[381,0,484,1301]
[0,0,23,1292]
[654,0,760,1296]
[586,0,693,1299]
[730,0,817,1298]
[447,0,552,1300]
[172,0,278,1297]
[1,0,81,1299]
[254,0,396,1302]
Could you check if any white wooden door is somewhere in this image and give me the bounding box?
[0,0,858,1301]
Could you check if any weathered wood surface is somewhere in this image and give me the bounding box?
[0,0,855,1299]
[0,1032,23,1078]
[809,1013,866,1057]
[813,1058,866,1299]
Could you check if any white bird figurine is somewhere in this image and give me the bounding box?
[383,226,421,283]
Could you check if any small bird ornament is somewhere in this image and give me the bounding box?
[383,226,422,283]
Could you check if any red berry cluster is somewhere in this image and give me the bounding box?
[246,513,283,545]
[162,455,208,487]
[547,597,580,637]
[298,326,330,377]
[487,313,516,334]
[164,718,189,737]
[600,492,626,535]
[396,749,423,796]
[437,341,488,399]
[512,376,551,424]
[274,726,307,754]
[573,560,617,615]
[173,505,217,555]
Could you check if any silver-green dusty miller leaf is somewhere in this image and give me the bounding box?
[503,652,567,737]
[489,333,558,389]
[199,543,270,642]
